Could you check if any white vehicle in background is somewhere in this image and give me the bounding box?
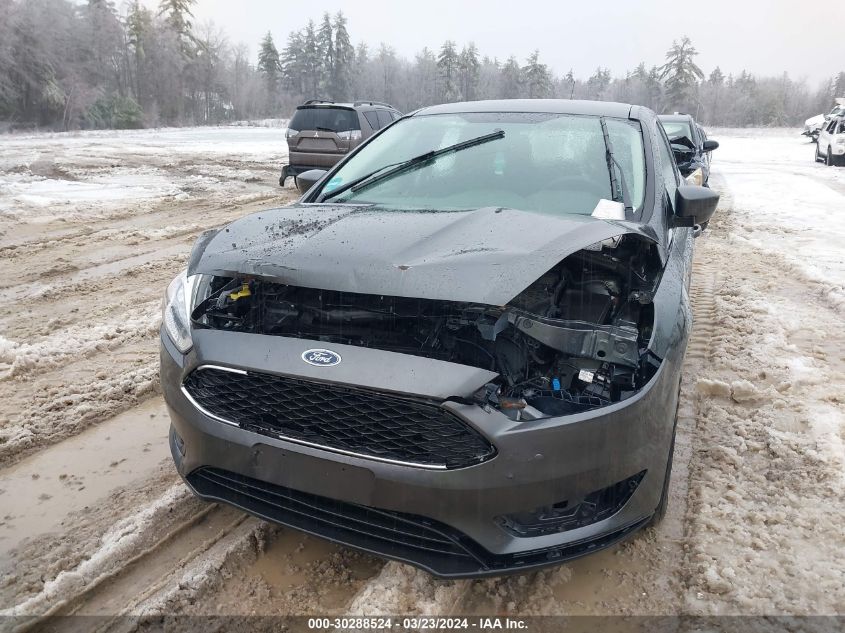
[815,116,845,166]
[803,99,845,142]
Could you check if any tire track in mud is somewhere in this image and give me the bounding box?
[681,167,845,613]
[3,500,271,633]
[30,505,247,623]
[686,261,718,363]
[0,183,298,466]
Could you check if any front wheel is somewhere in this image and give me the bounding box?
[826,148,835,166]
[815,144,822,163]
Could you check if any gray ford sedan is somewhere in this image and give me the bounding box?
[160,99,718,577]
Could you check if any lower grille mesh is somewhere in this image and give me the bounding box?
[182,366,495,469]
[187,467,483,572]
[186,467,649,578]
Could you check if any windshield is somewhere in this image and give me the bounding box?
[320,112,646,216]
[660,120,695,143]
[289,107,359,133]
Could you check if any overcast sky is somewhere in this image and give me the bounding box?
[163,0,839,85]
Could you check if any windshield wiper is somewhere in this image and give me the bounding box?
[600,118,634,214]
[318,129,505,203]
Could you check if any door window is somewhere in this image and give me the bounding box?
[363,111,380,130]
[656,124,679,200]
[376,110,394,128]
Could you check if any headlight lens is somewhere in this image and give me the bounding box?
[162,271,200,353]
[686,168,704,187]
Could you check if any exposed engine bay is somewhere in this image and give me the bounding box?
[191,235,663,420]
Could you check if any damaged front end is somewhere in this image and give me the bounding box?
[188,232,663,421]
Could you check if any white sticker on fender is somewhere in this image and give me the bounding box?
[591,199,626,220]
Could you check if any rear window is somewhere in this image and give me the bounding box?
[289,107,359,133]
[661,120,694,143]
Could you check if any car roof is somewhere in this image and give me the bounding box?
[658,114,695,123]
[412,99,634,118]
[297,100,397,111]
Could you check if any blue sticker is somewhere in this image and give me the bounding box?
[323,176,343,192]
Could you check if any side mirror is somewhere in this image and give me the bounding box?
[673,185,719,228]
[702,139,719,152]
[296,169,328,195]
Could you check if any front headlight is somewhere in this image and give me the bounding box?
[686,168,704,187]
[162,271,200,353]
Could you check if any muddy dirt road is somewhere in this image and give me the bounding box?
[1,126,842,629]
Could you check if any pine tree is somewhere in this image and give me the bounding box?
[85,0,121,86]
[564,69,575,98]
[355,42,369,66]
[709,67,725,86]
[437,41,459,102]
[523,50,551,98]
[158,0,195,57]
[659,36,704,110]
[257,32,280,107]
[586,67,611,99]
[301,20,321,97]
[317,12,334,97]
[126,1,152,104]
[833,71,845,103]
[331,11,353,101]
[500,56,522,98]
[376,44,397,103]
[413,47,438,106]
[458,43,479,102]
[281,30,305,95]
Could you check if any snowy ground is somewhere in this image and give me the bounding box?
[0,125,842,626]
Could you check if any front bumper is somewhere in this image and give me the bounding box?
[161,329,681,577]
[279,164,327,186]
[280,151,345,185]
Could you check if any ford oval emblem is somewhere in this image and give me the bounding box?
[301,349,342,367]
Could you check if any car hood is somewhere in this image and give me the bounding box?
[188,203,657,305]
[805,114,825,126]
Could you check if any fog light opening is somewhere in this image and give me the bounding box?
[497,470,646,537]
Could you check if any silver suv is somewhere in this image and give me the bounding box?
[280,100,402,186]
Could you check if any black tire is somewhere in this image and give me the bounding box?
[815,144,822,163]
[826,147,835,166]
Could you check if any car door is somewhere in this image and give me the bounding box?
[698,126,711,172]
[819,120,836,156]
[655,122,696,294]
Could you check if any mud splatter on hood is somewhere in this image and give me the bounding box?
[188,203,656,305]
